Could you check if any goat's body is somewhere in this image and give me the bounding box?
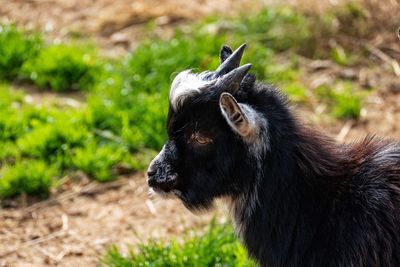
[231,106,400,266]
[150,44,400,267]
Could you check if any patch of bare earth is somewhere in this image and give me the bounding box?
[0,174,226,266]
[14,84,85,108]
[298,55,400,141]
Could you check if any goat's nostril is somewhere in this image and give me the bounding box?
[147,168,157,177]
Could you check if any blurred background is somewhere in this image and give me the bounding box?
[0,0,399,266]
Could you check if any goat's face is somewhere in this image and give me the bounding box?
[147,44,266,210]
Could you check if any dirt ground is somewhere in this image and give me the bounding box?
[0,174,224,266]
[1,0,400,266]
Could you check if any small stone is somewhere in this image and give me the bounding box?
[388,82,400,94]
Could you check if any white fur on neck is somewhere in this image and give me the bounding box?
[223,113,269,239]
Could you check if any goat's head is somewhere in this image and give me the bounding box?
[147,44,268,210]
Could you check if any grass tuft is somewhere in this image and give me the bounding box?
[232,7,311,52]
[0,160,56,198]
[17,117,89,166]
[21,44,101,92]
[72,142,130,182]
[103,221,258,267]
[316,82,365,119]
[0,24,42,80]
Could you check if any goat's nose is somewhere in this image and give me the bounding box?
[147,164,158,177]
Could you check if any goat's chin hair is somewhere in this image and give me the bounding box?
[178,193,215,214]
[148,187,216,213]
[148,187,181,200]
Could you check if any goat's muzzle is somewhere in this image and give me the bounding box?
[147,164,178,192]
[147,146,178,193]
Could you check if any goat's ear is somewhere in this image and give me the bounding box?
[220,45,233,63]
[219,92,256,137]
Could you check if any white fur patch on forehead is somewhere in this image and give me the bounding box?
[169,70,214,111]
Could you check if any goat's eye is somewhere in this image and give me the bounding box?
[189,133,213,145]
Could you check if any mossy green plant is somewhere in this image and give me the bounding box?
[103,221,258,267]
[316,82,365,119]
[0,160,56,198]
[21,44,101,92]
[72,142,129,182]
[0,24,42,80]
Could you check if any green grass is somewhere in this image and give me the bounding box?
[282,82,309,103]
[17,118,89,166]
[0,86,30,144]
[103,222,258,267]
[229,7,311,52]
[316,82,365,119]
[72,142,131,182]
[0,160,56,198]
[21,44,101,92]
[330,44,361,66]
[0,24,42,80]
[0,86,137,195]
[0,24,100,92]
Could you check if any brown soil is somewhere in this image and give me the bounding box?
[298,59,400,141]
[0,174,224,266]
[1,0,400,266]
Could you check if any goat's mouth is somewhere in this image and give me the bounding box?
[147,174,179,195]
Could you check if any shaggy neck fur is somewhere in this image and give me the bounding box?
[228,83,400,267]
[231,124,345,266]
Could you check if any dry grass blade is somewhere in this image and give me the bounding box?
[34,246,66,263]
[145,199,157,215]
[22,182,97,215]
[336,121,353,142]
[22,179,129,215]
[365,44,400,77]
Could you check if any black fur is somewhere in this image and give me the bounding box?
[149,72,400,266]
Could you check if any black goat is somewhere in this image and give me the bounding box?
[147,44,400,267]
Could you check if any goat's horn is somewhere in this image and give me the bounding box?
[216,63,252,93]
[215,43,247,77]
